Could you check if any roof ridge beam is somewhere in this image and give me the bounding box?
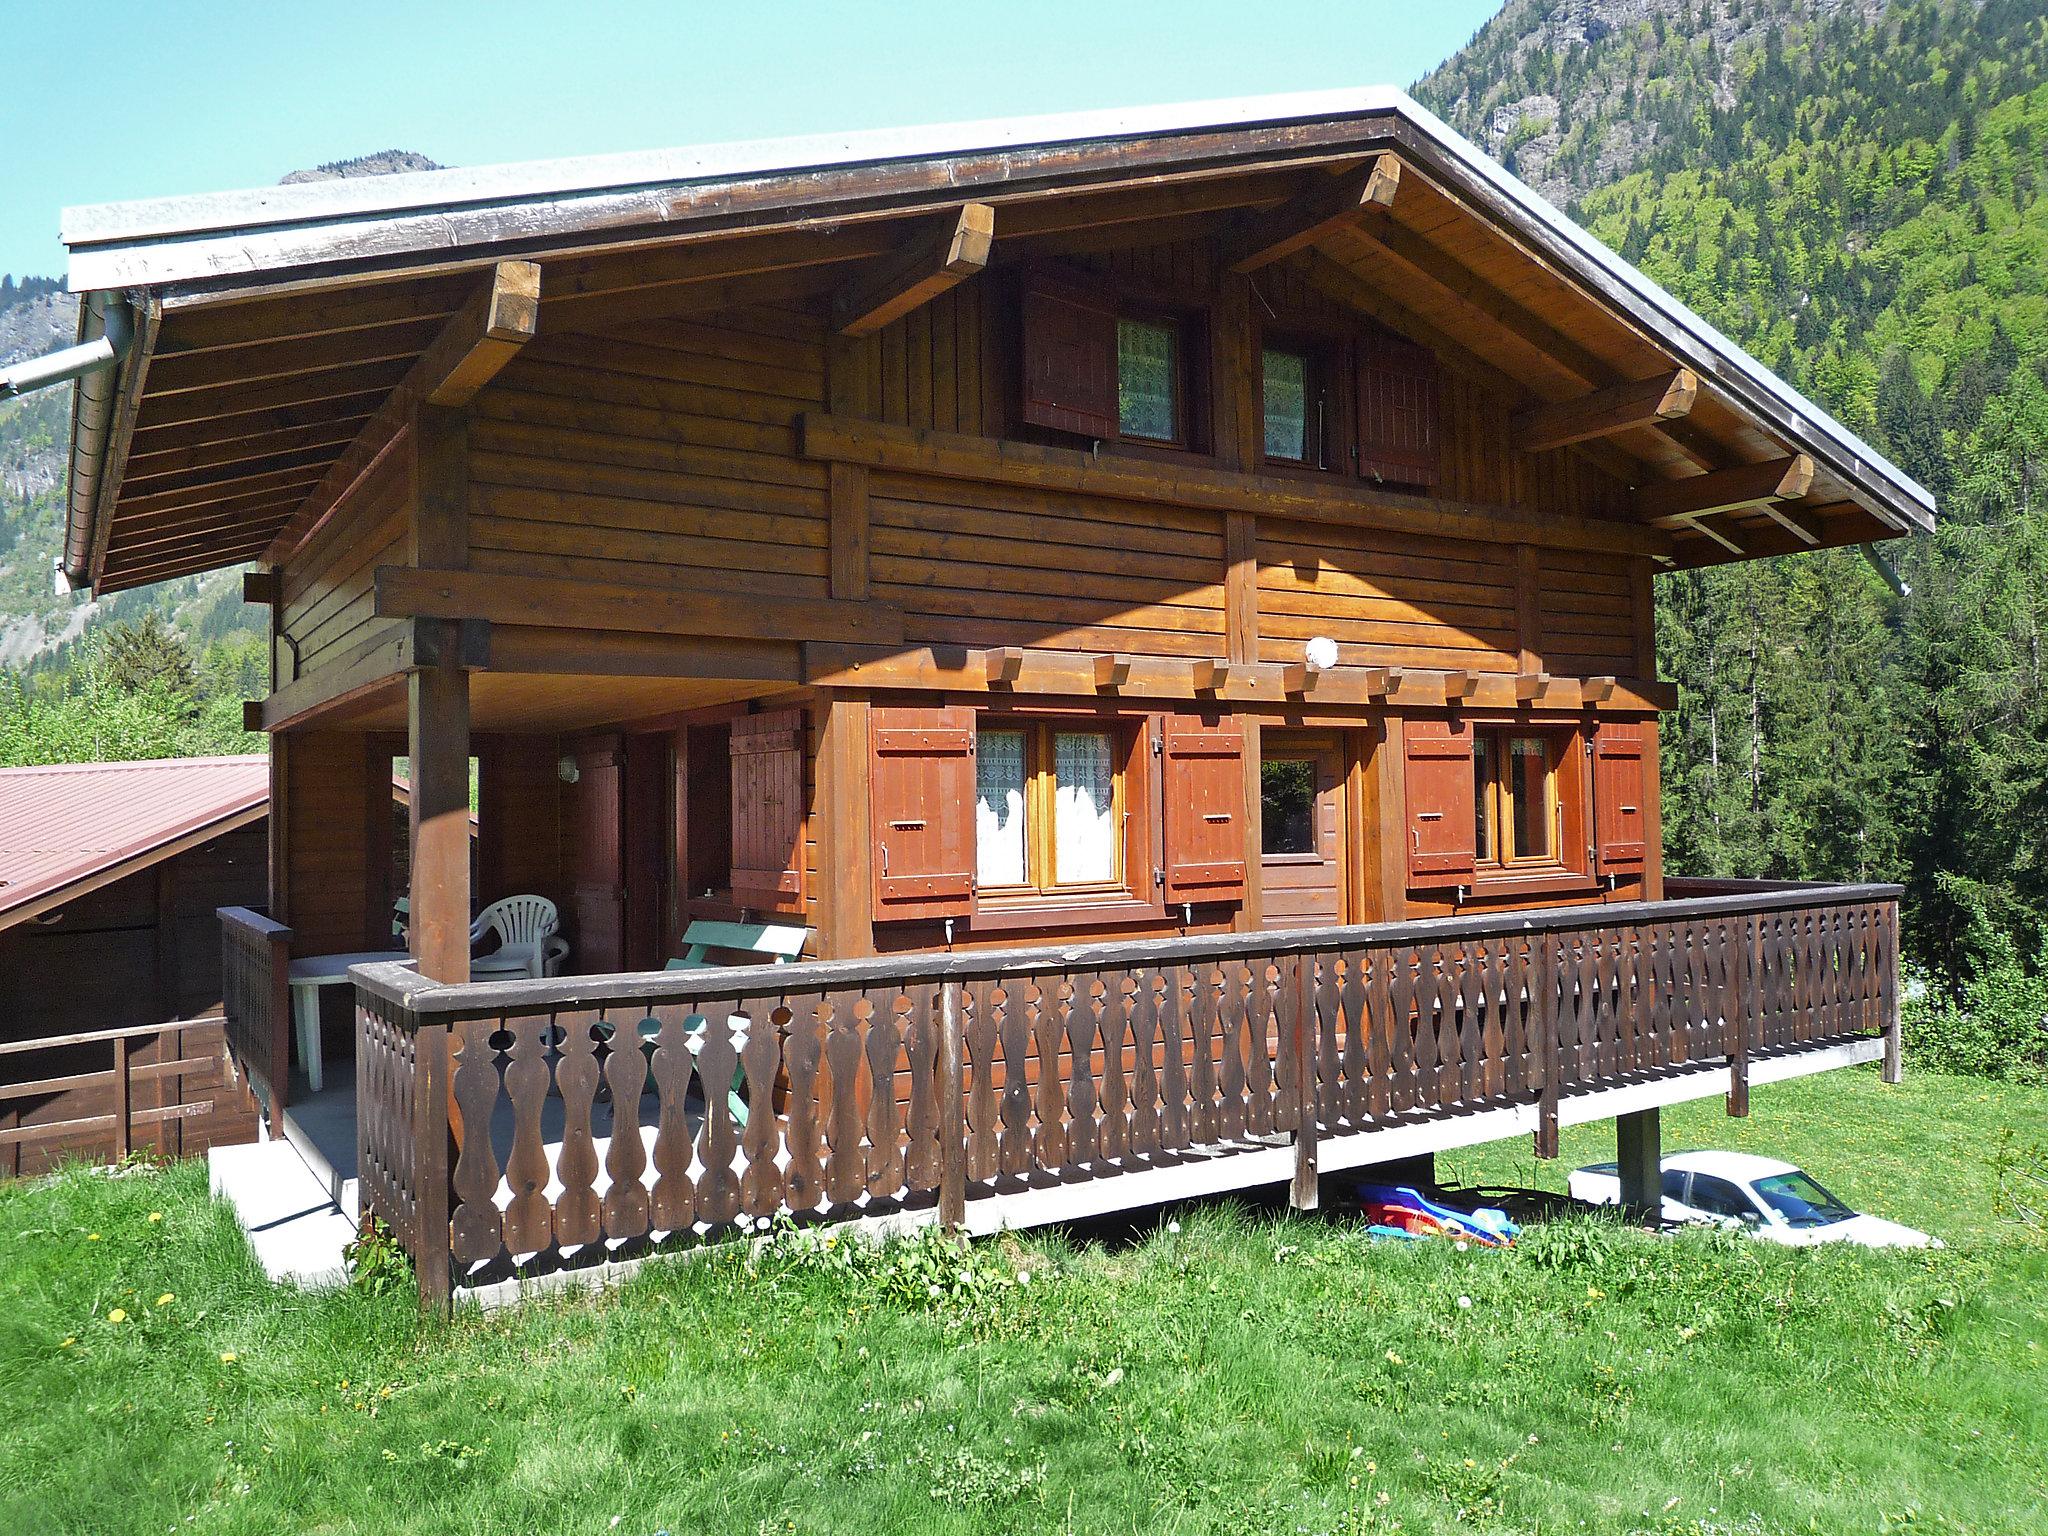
[1512,369,1697,454]
[1220,153,1400,273]
[832,203,995,337]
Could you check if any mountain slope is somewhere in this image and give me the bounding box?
[1423,0,2048,970]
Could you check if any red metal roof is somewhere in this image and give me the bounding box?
[0,754,268,932]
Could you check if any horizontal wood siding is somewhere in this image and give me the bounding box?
[1538,547,1638,677]
[469,310,831,600]
[280,441,408,677]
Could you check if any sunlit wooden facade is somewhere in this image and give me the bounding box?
[57,92,1929,1301]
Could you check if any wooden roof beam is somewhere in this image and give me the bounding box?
[833,203,994,337]
[262,261,539,563]
[1754,499,1825,546]
[1220,154,1400,273]
[1640,454,1814,525]
[1512,369,1698,454]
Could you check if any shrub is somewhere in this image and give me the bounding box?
[1903,922,2048,1084]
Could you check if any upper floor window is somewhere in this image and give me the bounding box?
[1020,273,1198,451]
[1261,341,1333,467]
[1118,317,1183,444]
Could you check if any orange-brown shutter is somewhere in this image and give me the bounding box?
[729,708,806,914]
[1593,722,1649,875]
[1020,277,1119,439]
[1161,715,1248,903]
[1403,717,1476,887]
[1356,329,1440,487]
[870,704,976,921]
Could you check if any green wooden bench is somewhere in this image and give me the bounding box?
[631,921,813,1125]
[665,919,812,970]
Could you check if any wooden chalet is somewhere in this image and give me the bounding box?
[56,89,1931,1303]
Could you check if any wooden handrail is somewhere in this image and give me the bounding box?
[354,882,1907,1021]
[0,1014,226,1058]
[0,1017,236,1165]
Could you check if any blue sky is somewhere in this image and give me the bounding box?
[0,1,1501,282]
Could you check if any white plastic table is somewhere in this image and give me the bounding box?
[287,951,412,1093]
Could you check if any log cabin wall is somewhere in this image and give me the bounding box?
[277,440,409,686]
[259,220,1665,967]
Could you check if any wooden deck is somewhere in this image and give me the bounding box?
[331,880,1899,1306]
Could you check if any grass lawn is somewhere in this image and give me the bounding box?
[0,1065,2042,1536]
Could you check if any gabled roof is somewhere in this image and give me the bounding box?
[0,754,269,932]
[59,87,1935,594]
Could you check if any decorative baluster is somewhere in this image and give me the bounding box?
[1098,972,1132,1161]
[602,1010,651,1241]
[964,979,1000,1183]
[995,982,1034,1176]
[1066,975,1102,1167]
[739,1001,785,1216]
[552,1008,603,1251]
[500,1014,553,1257]
[1128,967,1161,1157]
[863,988,908,1199]
[821,992,867,1208]
[695,1001,744,1226]
[1028,977,1068,1173]
[1157,965,1190,1150]
[904,985,944,1192]
[781,995,828,1213]
[1187,963,1220,1145]
[448,1017,503,1267]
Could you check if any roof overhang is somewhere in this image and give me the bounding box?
[59,87,1935,593]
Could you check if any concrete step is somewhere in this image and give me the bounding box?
[208,1137,355,1289]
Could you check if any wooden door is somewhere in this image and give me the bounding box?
[1258,732,1345,931]
[564,735,625,974]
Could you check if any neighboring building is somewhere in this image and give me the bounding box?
[0,756,267,1173]
[48,89,1929,1302]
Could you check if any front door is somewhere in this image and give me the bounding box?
[1259,732,1345,931]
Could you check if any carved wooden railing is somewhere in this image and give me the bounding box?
[218,906,293,1117]
[0,1018,256,1177]
[353,882,1900,1305]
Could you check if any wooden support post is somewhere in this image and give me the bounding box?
[1224,511,1259,665]
[938,980,967,1231]
[408,637,472,983]
[1534,932,1561,1159]
[1616,1107,1661,1224]
[1882,910,1904,1085]
[111,1035,131,1162]
[413,1018,454,1311]
[1728,916,1752,1117]
[1290,951,1319,1211]
[828,462,870,600]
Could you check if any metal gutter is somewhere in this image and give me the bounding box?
[59,292,154,592]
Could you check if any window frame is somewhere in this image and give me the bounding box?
[1256,330,1338,472]
[973,714,1148,908]
[1468,721,1593,892]
[1115,308,1192,450]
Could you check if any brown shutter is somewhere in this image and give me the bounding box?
[1020,276,1118,439]
[870,704,975,921]
[1356,329,1440,487]
[1161,715,1248,903]
[1403,717,1476,887]
[1593,722,1649,875]
[729,708,806,914]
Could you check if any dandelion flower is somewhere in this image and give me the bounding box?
[147,1212,163,1224]
[1017,1270,1031,1286]
[1384,1349,1403,1365]
[219,1352,237,1364]
[1457,1295,1472,1309]
[59,1337,75,1349]
[1166,1220,1181,1235]
[107,1308,128,1324]
[156,1293,175,1307]
[86,1233,101,1242]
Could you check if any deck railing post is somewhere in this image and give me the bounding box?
[938,980,967,1232]
[1728,915,1753,1118]
[1881,899,1904,1084]
[111,1035,131,1162]
[1289,950,1319,1211]
[412,1015,454,1312]
[1534,933,1561,1159]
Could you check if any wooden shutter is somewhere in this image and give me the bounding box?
[729,709,806,914]
[1593,722,1649,875]
[1161,715,1248,903]
[1020,277,1118,439]
[1402,717,1476,887]
[1356,329,1440,487]
[870,704,975,921]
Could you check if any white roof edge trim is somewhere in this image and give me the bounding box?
[62,87,1406,247]
[59,83,1933,535]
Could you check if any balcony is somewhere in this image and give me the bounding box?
[219,880,1892,1305]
